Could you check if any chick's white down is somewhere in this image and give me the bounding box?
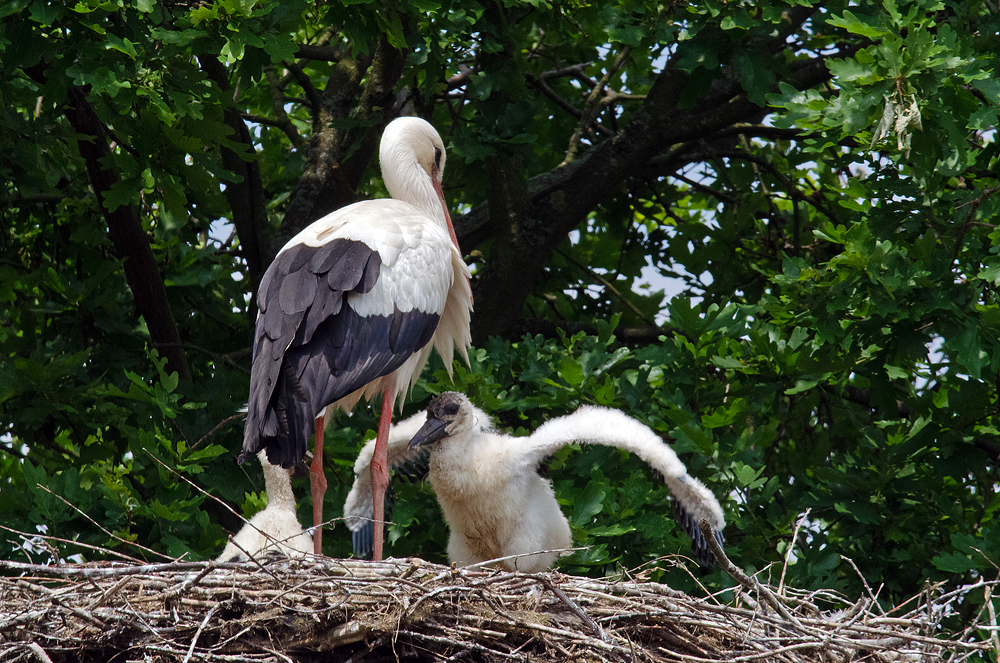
[345,393,726,572]
[217,451,312,562]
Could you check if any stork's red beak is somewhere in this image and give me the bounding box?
[433,178,461,251]
[433,177,473,303]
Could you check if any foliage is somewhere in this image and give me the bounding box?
[1,0,998,644]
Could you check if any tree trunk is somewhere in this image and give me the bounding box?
[65,88,192,381]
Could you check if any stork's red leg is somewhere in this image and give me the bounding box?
[310,410,328,555]
[370,383,394,561]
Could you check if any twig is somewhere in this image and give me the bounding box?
[987,585,1000,660]
[562,47,632,165]
[841,555,886,615]
[540,576,611,643]
[553,245,659,327]
[34,485,173,562]
[141,449,254,538]
[0,524,143,565]
[778,508,810,597]
[0,558,207,577]
[463,546,585,570]
[700,518,805,629]
[27,643,54,663]
[182,603,218,663]
[398,630,525,660]
[164,559,221,600]
[193,412,246,448]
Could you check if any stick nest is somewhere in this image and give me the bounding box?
[1,552,994,663]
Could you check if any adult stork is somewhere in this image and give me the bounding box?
[344,393,726,572]
[238,117,473,560]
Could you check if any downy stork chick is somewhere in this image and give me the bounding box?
[346,393,726,572]
[217,451,312,562]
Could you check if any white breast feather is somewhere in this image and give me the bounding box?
[432,248,473,374]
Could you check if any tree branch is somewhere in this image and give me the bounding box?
[341,34,407,190]
[293,43,342,61]
[563,47,631,165]
[261,65,304,147]
[468,43,854,340]
[675,147,843,223]
[278,26,340,90]
[241,112,303,147]
[282,59,323,114]
[501,318,684,345]
[275,51,370,251]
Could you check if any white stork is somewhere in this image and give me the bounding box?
[217,451,312,562]
[344,393,726,572]
[238,117,473,560]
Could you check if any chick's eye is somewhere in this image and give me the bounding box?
[443,404,459,416]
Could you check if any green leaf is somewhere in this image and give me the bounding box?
[732,462,763,487]
[608,24,644,47]
[734,49,776,106]
[570,483,606,527]
[884,364,908,380]
[785,378,819,394]
[106,34,138,57]
[827,10,889,39]
[931,552,977,573]
[973,79,1000,104]
[827,58,878,85]
[979,258,1000,285]
[712,355,746,370]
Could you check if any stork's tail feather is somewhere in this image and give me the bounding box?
[283,361,309,403]
[352,524,375,560]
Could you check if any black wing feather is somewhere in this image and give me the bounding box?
[673,497,725,568]
[241,238,441,469]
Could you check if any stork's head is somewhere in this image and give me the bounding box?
[379,116,458,250]
[380,116,447,187]
[407,392,485,449]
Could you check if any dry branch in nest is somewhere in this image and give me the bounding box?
[0,542,995,663]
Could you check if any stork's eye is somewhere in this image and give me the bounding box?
[434,147,442,169]
[443,403,459,416]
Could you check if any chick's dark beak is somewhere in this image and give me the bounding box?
[408,417,450,449]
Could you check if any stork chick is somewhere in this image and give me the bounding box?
[346,392,726,572]
[217,451,312,562]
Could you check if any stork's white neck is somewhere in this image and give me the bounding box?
[379,119,449,228]
[385,162,445,225]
